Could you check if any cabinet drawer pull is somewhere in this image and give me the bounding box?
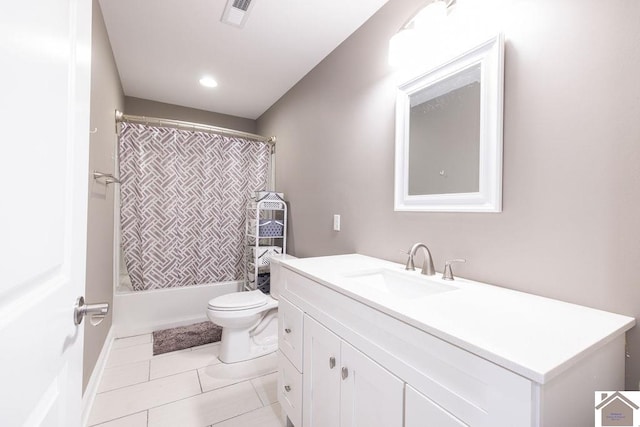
[341,366,349,379]
[329,356,336,369]
[284,328,292,334]
[284,385,291,392]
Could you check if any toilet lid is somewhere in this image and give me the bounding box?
[208,290,268,311]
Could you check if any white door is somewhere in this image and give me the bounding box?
[303,316,342,427]
[0,0,92,425]
[340,341,404,427]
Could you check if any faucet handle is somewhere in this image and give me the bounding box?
[442,259,466,281]
[405,258,415,271]
[401,249,416,271]
[403,248,415,271]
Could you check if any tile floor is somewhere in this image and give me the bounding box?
[88,333,285,427]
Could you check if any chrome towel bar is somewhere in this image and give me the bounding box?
[92,170,121,184]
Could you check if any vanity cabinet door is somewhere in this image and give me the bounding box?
[303,315,404,427]
[405,385,468,427]
[340,341,403,427]
[303,315,341,427]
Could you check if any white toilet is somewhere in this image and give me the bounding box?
[206,255,293,363]
[207,290,278,363]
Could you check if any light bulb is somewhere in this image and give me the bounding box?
[199,76,218,88]
[413,1,447,29]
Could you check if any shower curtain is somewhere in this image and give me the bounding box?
[119,122,270,291]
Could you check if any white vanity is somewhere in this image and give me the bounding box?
[273,254,635,427]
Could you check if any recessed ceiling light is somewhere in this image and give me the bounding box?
[199,76,218,88]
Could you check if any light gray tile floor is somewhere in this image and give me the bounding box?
[89,334,285,427]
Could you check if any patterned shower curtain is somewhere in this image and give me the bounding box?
[119,122,270,291]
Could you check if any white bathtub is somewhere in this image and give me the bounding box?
[113,280,242,337]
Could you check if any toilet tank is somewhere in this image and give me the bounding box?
[270,254,297,300]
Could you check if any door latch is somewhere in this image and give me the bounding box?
[74,296,109,326]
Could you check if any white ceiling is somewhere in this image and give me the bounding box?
[99,0,390,120]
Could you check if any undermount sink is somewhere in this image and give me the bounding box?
[343,268,457,298]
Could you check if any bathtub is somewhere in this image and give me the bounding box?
[113,280,242,337]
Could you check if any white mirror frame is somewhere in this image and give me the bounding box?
[394,33,504,212]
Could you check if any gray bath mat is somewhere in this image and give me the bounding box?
[153,321,222,356]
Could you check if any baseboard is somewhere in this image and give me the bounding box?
[81,325,115,427]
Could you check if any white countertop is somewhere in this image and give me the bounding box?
[278,254,635,384]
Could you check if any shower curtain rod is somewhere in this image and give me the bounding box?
[114,110,276,144]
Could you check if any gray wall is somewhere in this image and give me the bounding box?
[257,0,640,388]
[124,96,257,133]
[84,0,124,392]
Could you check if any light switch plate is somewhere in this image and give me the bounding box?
[333,214,340,231]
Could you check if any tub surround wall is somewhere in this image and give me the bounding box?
[124,96,257,133]
[113,281,241,337]
[257,0,640,388]
[84,0,125,392]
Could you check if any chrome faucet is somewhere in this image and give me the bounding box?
[405,243,436,276]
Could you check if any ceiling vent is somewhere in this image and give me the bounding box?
[221,0,255,28]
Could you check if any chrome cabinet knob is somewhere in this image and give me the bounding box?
[329,356,336,369]
[341,367,349,379]
[284,328,292,334]
[284,385,291,392]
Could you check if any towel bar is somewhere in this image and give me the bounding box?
[92,171,121,184]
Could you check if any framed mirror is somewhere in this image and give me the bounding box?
[394,34,504,212]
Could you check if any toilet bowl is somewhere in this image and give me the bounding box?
[206,254,295,364]
[207,290,278,363]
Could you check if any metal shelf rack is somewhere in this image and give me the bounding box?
[244,192,287,292]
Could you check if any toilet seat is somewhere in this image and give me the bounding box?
[208,290,268,311]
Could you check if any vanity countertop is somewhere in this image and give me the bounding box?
[277,254,635,384]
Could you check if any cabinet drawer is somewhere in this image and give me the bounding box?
[278,351,302,427]
[278,296,303,370]
[405,385,468,427]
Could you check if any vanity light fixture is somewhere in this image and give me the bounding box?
[199,76,218,88]
[390,0,510,71]
[389,0,456,68]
